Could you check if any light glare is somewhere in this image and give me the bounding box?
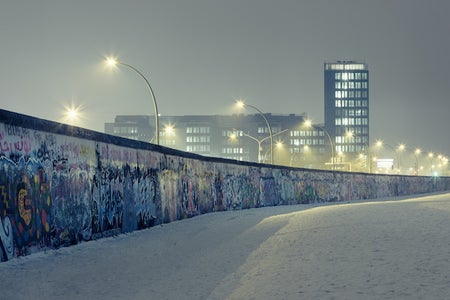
[105,56,118,67]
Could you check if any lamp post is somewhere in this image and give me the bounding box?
[236,129,288,163]
[346,131,373,173]
[414,148,421,175]
[236,100,274,164]
[375,140,403,173]
[304,120,335,170]
[106,57,160,145]
[397,144,406,173]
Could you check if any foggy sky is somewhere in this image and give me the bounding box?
[1,0,449,155]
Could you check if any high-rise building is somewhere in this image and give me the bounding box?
[324,61,369,167]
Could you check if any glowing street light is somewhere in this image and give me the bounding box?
[235,99,274,164]
[61,102,85,126]
[375,140,405,173]
[105,56,160,144]
[303,119,335,170]
[414,148,421,175]
[397,143,406,171]
[236,128,287,164]
[346,131,373,173]
[163,124,175,136]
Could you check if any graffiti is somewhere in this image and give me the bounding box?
[181,175,198,218]
[260,177,277,206]
[1,109,450,262]
[0,183,13,261]
[52,168,91,246]
[92,165,123,235]
[160,169,179,223]
[0,216,13,261]
[134,168,158,229]
[224,175,258,209]
[0,156,52,257]
[0,126,32,155]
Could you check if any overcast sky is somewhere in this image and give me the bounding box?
[1,0,449,155]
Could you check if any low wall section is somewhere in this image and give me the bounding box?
[1,109,449,261]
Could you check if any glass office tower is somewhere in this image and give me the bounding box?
[324,61,369,163]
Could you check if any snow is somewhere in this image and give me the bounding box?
[1,192,450,299]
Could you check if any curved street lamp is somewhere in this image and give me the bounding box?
[304,120,335,170]
[414,148,421,175]
[346,131,373,173]
[375,140,405,173]
[236,100,274,164]
[240,129,288,163]
[106,57,160,145]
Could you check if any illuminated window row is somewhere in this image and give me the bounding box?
[186,136,210,143]
[334,72,368,80]
[186,127,210,134]
[335,109,368,117]
[186,145,210,152]
[257,127,270,134]
[328,64,366,71]
[335,81,368,89]
[336,145,365,153]
[335,90,368,99]
[335,136,368,144]
[335,118,368,126]
[222,147,244,154]
[222,130,243,137]
[290,130,324,137]
[290,139,324,146]
[113,127,138,134]
[335,99,368,107]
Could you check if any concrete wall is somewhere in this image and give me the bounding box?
[1,109,449,262]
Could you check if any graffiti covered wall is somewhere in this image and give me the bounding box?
[1,109,449,261]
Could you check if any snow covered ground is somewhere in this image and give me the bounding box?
[1,192,450,299]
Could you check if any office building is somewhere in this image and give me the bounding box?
[324,61,369,167]
[105,114,329,168]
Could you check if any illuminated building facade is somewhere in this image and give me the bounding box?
[324,61,369,162]
[105,114,330,168]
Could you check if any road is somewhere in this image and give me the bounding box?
[1,193,450,299]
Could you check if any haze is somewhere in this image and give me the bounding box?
[1,0,449,154]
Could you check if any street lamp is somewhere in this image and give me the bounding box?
[304,119,335,170]
[397,144,406,172]
[235,100,274,164]
[346,131,373,173]
[375,140,404,173]
[236,128,288,163]
[414,148,421,175]
[105,57,160,145]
